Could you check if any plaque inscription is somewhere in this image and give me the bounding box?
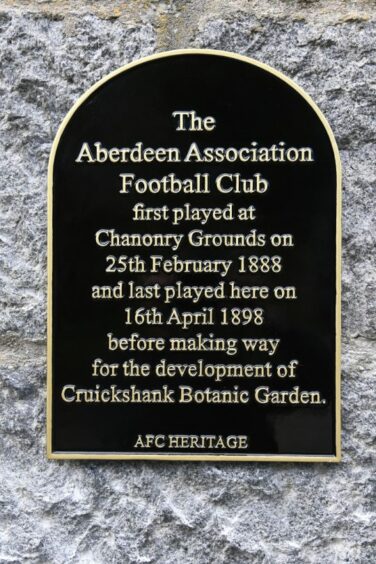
[48,50,341,461]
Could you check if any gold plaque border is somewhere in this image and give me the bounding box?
[47,49,342,462]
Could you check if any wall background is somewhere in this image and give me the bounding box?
[0,1,375,562]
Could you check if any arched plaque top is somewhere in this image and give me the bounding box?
[49,49,341,182]
[48,50,341,462]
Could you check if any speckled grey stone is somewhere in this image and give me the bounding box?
[0,2,375,563]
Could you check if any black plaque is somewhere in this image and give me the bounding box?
[48,50,341,461]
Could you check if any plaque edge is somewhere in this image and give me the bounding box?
[47,452,341,463]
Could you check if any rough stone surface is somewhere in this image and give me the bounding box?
[0,1,375,562]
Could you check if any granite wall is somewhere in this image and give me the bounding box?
[0,1,375,562]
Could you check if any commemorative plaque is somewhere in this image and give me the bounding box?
[48,50,341,461]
